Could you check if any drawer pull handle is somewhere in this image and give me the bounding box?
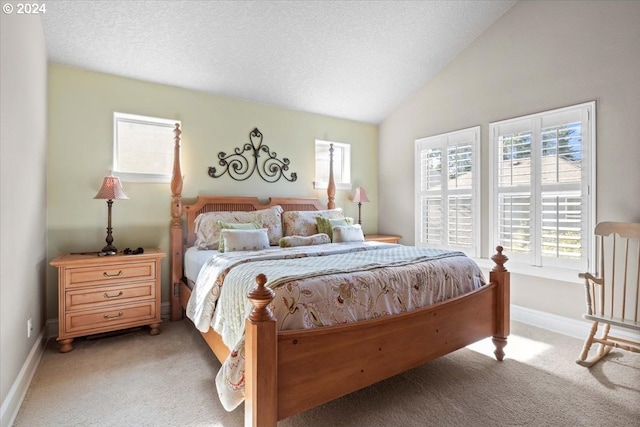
[103,291,124,299]
[103,270,123,278]
[103,311,124,319]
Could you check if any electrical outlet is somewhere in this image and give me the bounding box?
[27,318,32,338]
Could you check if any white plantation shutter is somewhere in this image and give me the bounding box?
[448,194,473,246]
[498,193,532,255]
[421,197,442,244]
[490,102,595,272]
[415,127,480,257]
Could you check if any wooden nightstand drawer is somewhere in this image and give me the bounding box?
[65,261,156,288]
[65,281,156,311]
[64,301,157,335]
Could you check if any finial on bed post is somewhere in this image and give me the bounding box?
[327,143,336,209]
[248,274,276,322]
[491,246,508,272]
[170,123,183,321]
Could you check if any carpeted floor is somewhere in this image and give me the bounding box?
[13,320,640,427]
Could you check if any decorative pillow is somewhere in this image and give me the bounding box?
[217,220,263,252]
[316,216,354,242]
[194,205,283,249]
[220,228,270,253]
[279,233,331,248]
[332,224,365,243]
[283,208,344,237]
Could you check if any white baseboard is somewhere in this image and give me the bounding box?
[0,327,47,427]
[511,305,589,340]
[161,301,170,320]
[511,304,639,343]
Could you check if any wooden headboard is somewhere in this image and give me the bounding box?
[168,124,336,320]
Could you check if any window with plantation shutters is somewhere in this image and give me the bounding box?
[415,126,480,257]
[489,102,595,273]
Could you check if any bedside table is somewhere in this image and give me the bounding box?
[50,248,166,353]
[365,234,401,244]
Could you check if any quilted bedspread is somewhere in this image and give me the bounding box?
[186,242,486,411]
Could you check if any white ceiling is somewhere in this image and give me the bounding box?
[41,1,515,124]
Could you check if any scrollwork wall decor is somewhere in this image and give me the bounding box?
[208,128,297,183]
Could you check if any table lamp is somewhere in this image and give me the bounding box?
[352,187,370,226]
[94,175,128,253]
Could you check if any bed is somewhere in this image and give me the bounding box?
[168,124,510,427]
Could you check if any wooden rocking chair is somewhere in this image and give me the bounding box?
[576,222,640,367]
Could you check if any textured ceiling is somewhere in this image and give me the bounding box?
[41,1,515,124]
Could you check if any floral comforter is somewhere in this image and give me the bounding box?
[185,242,486,411]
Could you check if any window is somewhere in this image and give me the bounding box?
[489,102,595,273]
[414,126,480,257]
[314,140,351,190]
[113,112,179,183]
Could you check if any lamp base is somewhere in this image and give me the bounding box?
[101,244,118,254]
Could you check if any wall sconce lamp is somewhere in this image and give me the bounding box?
[352,187,370,226]
[94,176,128,253]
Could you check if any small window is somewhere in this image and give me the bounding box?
[414,126,481,257]
[113,112,179,183]
[314,140,351,190]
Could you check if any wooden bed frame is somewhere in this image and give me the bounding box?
[168,124,510,427]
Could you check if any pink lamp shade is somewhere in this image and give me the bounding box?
[94,176,129,200]
[352,187,370,204]
[353,187,369,227]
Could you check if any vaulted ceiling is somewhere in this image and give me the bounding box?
[41,1,516,124]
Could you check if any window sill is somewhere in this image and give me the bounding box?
[313,182,352,191]
[472,257,583,284]
[112,171,171,184]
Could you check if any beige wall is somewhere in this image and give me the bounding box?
[0,11,48,422]
[46,65,378,319]
[379,1,640,320]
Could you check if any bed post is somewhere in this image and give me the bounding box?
[170,123,184,321]
[327,143,335,209]
[245,274,277,427]
[490,246,510,361]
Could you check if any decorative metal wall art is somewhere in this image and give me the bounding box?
[208,128,297,183]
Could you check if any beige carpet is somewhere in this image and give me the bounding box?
[13,320,640,427]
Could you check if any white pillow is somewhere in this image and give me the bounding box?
[220,228,270,252]
[332,224,365,243]
[217,220,263,252]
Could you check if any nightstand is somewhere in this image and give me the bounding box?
[365,234,401,244]
[50,248,166,353]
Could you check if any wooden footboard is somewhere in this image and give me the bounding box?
[245,248,510,427]
[178,248,509,427]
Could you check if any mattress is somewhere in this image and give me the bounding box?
[184,246,217,284]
